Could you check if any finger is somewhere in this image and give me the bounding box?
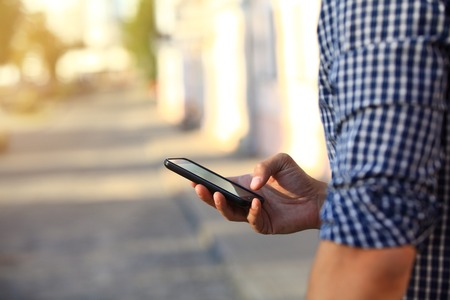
[251,153,294,190]
[213,192,247,222]
[247,198,264,232]
[194,184,215,208]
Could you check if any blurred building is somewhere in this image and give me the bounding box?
[57,0,133,84]
[156,0,329,179]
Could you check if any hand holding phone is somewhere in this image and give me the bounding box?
[164,158,264,208]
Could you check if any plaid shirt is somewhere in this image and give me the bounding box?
[317,1,450,298]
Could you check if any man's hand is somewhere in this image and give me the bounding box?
[193,153,328,234]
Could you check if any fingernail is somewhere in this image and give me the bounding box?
[252,199,259,209]
[250,177,262,190]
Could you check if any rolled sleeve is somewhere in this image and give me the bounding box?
[318,0,449,249]
[320,101,445,248]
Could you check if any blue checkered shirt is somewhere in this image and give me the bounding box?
[317,1,450,298]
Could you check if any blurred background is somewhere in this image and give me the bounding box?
[0,0,328,299]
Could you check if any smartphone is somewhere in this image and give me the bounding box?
[164,158,264,208]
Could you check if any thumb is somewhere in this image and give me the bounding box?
[251,153,293,190]
[250,176,263,190]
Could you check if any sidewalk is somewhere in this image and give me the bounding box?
[0,89,240,300]
[173,187,320,300]
[0,86,319,300]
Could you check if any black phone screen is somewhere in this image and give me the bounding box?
[173,159,254,198]
[164,158,265,208]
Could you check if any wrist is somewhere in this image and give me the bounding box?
[313,180,328,229]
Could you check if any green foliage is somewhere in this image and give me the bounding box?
[123,0,157,81]
[0,0,23,65]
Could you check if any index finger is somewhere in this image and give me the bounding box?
[194,184,216,208]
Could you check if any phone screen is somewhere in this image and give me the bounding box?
[173,159,255,198]
[165,158,264,207]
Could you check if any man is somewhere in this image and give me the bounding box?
[194,1,450,298]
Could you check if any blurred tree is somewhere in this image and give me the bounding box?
[0,0,23,65]
[11,12,81,84]
[123,0,157,82]
[25,13,67,82]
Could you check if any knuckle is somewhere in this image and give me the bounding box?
[253,162,268,176]
[254,161,266,171]
[277,152,292,162]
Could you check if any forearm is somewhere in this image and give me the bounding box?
[307,241,416,300]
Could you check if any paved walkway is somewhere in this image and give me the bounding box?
[0,86,319,300]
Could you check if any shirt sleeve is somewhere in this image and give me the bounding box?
[319,0,449,248]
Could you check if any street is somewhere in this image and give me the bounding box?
[0,87,319,300]
[0,87,241,300]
